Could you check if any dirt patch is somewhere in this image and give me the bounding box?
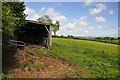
[8,45,78,78]
[24,44,46,50]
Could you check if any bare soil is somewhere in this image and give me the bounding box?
[6,44,78,78]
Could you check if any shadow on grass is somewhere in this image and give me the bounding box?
[2,44,19,74]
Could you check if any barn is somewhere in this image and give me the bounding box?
[16,20,52,49]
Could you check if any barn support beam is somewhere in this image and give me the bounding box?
[45,26,51,49]
[48,31,50,49]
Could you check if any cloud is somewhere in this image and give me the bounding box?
[32,14,41,21]
[84,0,94,6]
[85,30,89,33]
[24,7,67,22]
[109,10,114,14]
[24,7,36,15]
[79,21,88,26]
[96,3,106,10]
[89,3,106,15]
[57,16,88,36]
[41,7,46,11]
[24,7,41,21]
[94,16,106,23]
[64,23,74,31]
[73,17,88,27]
[89,8,102,15]
[57,22,105,37]
[88,26,95,31]
[98,26,103,29]
[45,8,67,23]
[63,19,87,31]
[80,16,87,20]
[88,26,103,31]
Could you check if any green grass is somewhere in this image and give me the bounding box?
[1,73,11,80]
[28,38,119,78]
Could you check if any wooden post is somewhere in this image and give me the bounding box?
[48,30,50,49]
[45,25,51,49]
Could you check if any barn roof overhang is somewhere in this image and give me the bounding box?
[26,20,51,33]
[26,20,51,26]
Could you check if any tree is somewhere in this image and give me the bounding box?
[37,15,52,25]
[2,1,26,40]
[9,2,26,33]
[52,21,60,36]
[37,15,60,36]
[2,2,19,39]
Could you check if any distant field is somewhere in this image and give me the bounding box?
[28,38,119,78]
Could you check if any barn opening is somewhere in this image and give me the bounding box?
[16,20,52,49]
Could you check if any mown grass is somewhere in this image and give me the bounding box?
[28,38,119,78]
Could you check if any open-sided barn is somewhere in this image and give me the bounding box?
[16,20,52,48]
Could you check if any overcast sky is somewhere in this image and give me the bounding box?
[24,1,118,37]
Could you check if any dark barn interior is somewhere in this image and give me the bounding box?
[17,20,52,48]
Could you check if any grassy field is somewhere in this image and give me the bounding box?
[28,38,119,78]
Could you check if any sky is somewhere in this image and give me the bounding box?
[24,1,119,37]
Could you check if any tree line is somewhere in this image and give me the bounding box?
[53,35,119,45]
